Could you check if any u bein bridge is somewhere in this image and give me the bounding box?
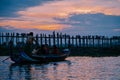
[0,32,120,48]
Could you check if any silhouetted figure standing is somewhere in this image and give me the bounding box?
[25,32,36,56]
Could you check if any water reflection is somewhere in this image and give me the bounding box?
[9,64,32,80]
[0,57,120,80]
[9,60,71,80]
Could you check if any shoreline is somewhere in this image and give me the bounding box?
[69,47,120,57]
[0,46,120,57]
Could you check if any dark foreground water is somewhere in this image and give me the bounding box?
[0,56,120,80]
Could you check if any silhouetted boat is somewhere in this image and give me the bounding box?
[10,49,70,63]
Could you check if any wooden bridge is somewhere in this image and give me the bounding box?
[0,32,120,48]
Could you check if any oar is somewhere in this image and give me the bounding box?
[2,57,10,62]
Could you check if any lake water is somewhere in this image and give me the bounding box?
[0,56,120,80]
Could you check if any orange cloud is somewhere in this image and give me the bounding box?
[0,20,32,29]
[33,24,65,30]
[0,19,69,30]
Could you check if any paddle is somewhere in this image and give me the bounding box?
[2,57,10,62]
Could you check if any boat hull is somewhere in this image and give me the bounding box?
[10,49,70,63]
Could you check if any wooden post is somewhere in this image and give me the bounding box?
[5,33,8,46]
[45,34,47,45]
[5,33,7,45]
[96,36,100,48]
[2,33,4,44]
[15,33,17,44]
[60,33,62,47]
[40,34,43,46]
[88,36,91,47]
[76,35,78,47]
[68,35,71,48]
[92,36,94,47]
[21,33,25,43]
[35,34,39,45]
[82,36,85,47]
[107,37,110,47]
[107,37,109,47]
[72,36,74,47]
[57,33,59,47]
[48,34,51,47]
[78,35,81,47]
[53,31,55,46]
[105,37,107,47]
[64,33,67,47]
[110,37,112,47]
[86,36,88,47]
[11,33,14,45]
[8,33,10,45]
[101,36,104,47]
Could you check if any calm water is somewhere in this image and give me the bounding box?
[0,56,120,80]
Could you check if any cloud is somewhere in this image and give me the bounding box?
[113,28,120,32]
[0,0,120,36]
[0,0,54,17]
[57,13,120,28]
[18,0,120,18]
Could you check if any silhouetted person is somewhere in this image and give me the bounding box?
[25,32,36,56]
[26,32,35,44]
[41,45,49,55]
[52,45,60,54]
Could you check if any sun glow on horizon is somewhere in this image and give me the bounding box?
[0,19,69,30]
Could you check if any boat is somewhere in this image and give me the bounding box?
[10,49,70,63]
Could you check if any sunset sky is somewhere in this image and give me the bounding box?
[0,0,120,36]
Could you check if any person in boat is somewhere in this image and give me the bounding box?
[52,45,60,55]
[40,44,49,55]
[25,32,37,55]
[26,32,36,44]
